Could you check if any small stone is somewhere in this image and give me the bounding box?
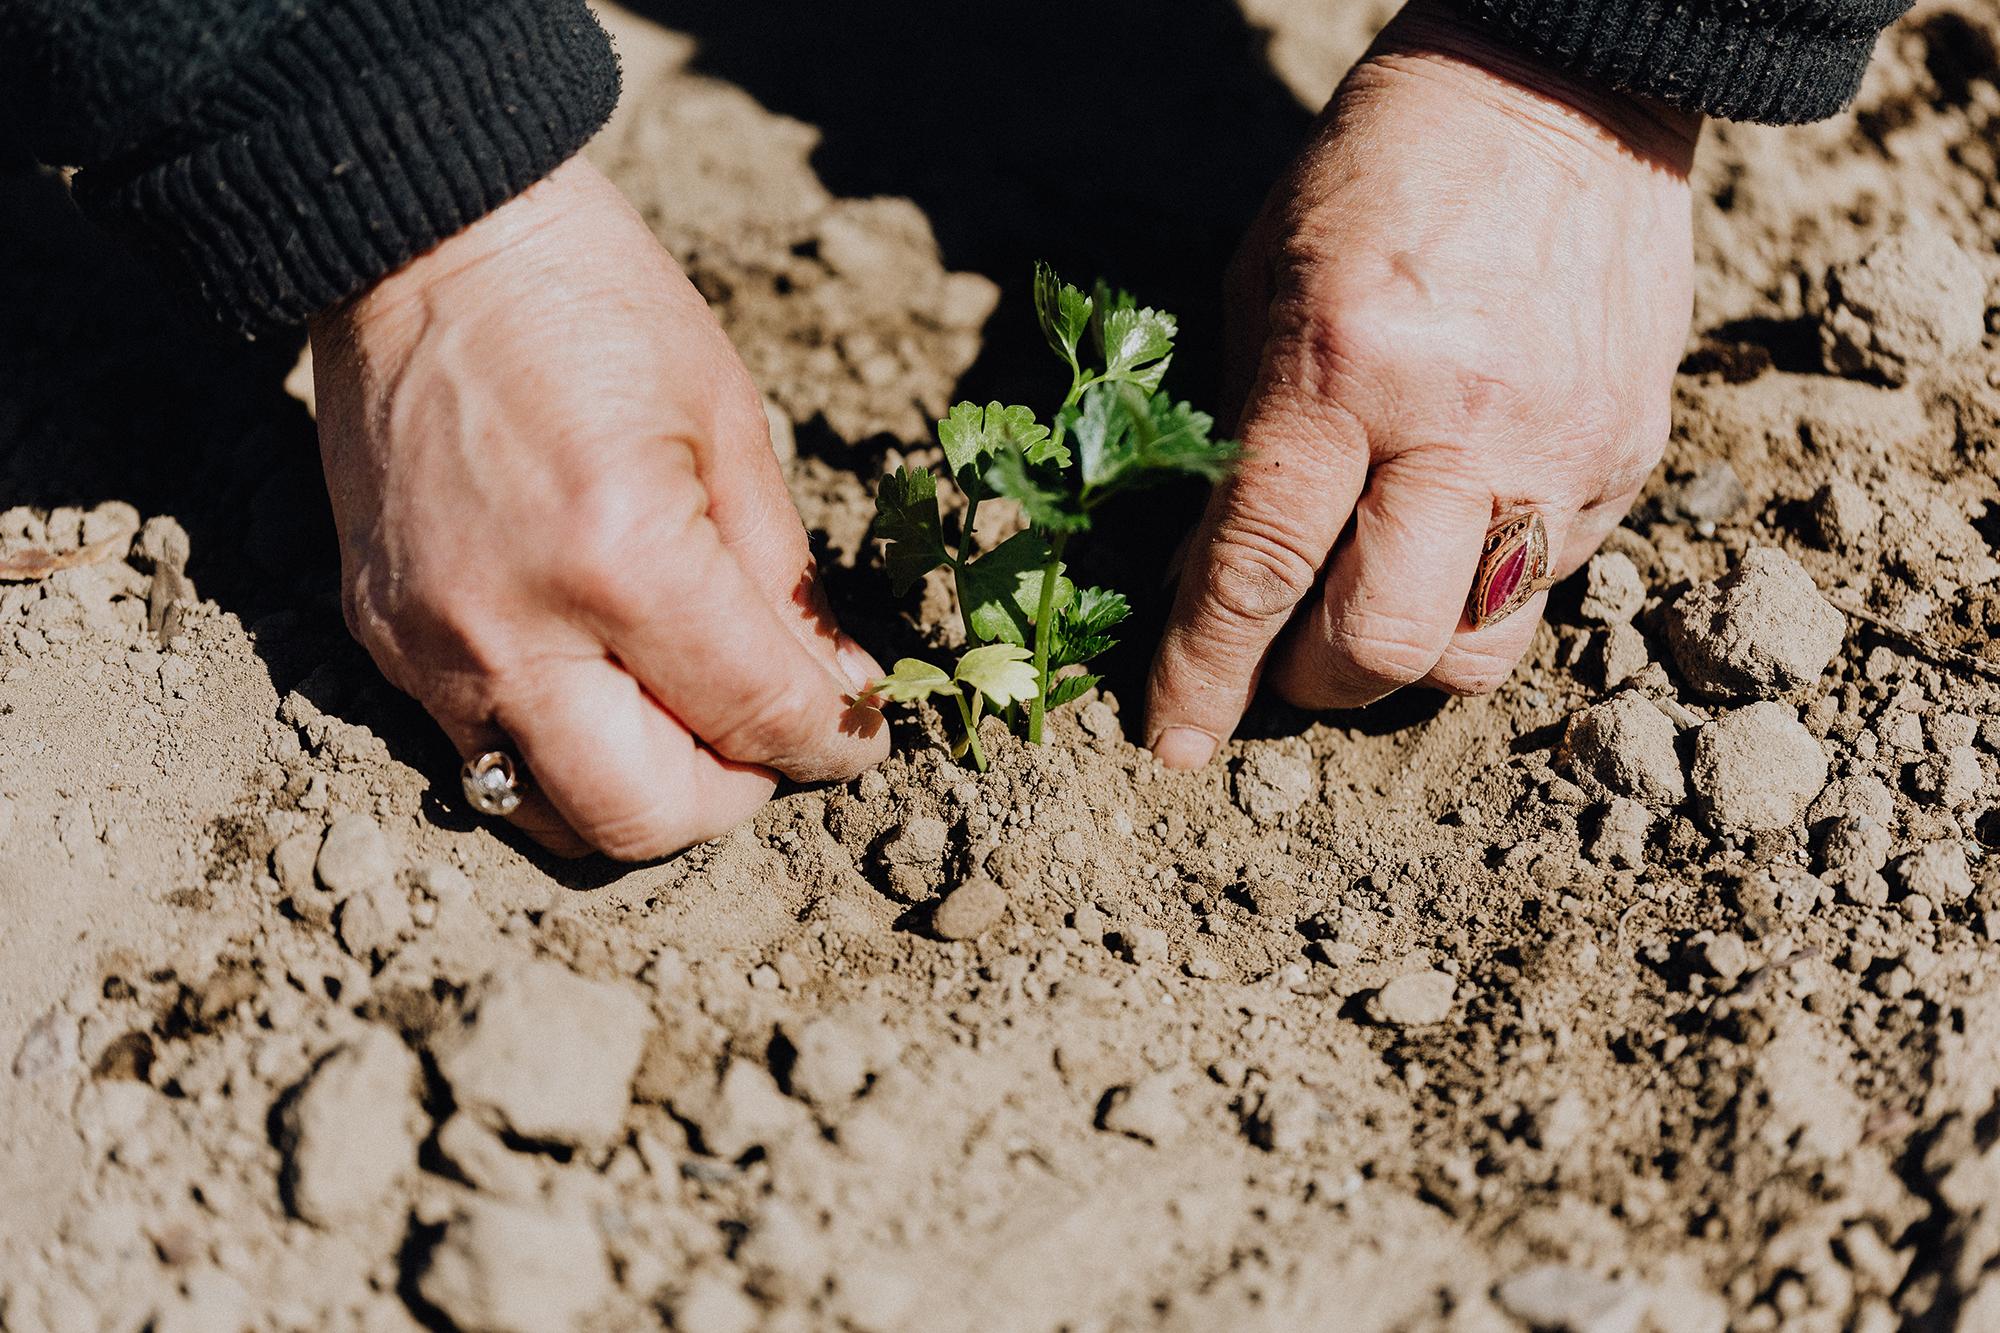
[676,1060,810,1160]
[280,1028,423,1227]
[1579,551,1645,625]
[1246,1085,1318,1153]
[135,514,191,573]
[413,860,476,908]
[1070,903,1107,943]
[1810,478,1879,550]
[270,831,321,897]
[1559,693,1687,805]
[1698,932,1750,982]
[1815,222,1988,385]
[1531,1091,1592,1154]
[314,814,394,899]
[1665,547,1845,700]
[1114,924,1170,966]
[419,1198,612,1333]
[336,880,414,966]
[1913,745,1985,809]
[434,1113,542,1201]
[1692,703,1828,830]
[1597,622,1651,690]
[931,874,1007,940]
[1368,970,1456,1026]
[1806,775,1897,828]
[876,815,950,901]
[1894,842,1975,904]
[1231,748,1316,824]
[779,1013,889,1107]
[433,961,652,1149]
[1495,1264,1647,1333]
[1587,798,1652,869]
[1099,1071,1186,1144]
[1665,462,1749,526]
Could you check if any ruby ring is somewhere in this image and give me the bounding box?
[1467,510,1554,630]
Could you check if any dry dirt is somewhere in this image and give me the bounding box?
[5,3,2000,1331]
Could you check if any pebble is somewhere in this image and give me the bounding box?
[779,1013,889,1107]
[676,1060,811,1160]
[1912,745,1984,809]
[1698,931,1750,982]
[1231,748,1316,824]
[418,1198,612,1333]
[314,814,395,899]
[1818,815,1893,905]
[1807,775,1897,828]
[269,830,321,897]
[1494,1264,1648,1333]
[1665,461,1750,527]
[1692,703,1828,830]
[281,1028,423,1226]
[1597,622,1651,690]
[1099,1071,1186,1144]
[1579,551,1645,625]
[1665,547,1845,700]
[1367,969,1456,1027]
[1816,222,1987,385]
[336,879,414,965]
[1810,478,1879,550]
[877,815,950,901]
[1116,924,1170,966]
[1559,693,1687,805]
[1587,798,1652,869]
[932,874,1007,940]
[1894,842,1975,904]
[433,961,652,1148]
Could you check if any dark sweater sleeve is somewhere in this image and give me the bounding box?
[1452,0,1913,124]
[0,0,620,336]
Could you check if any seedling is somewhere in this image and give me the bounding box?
[869,264,1237,769]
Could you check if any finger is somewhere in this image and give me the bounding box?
[1144,379,1372,769]
[435,715,592,857]
[697,384,883,693]
[1267,452,1492,711]
[581,455,888,782]
[490,657,776,861]
[1424,507,1574,697]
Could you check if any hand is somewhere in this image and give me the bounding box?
[311,158,887,859]
[1145,1,1699,768]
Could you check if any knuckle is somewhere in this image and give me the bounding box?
[1200,524,1320,629]
[1329,612,1447,689]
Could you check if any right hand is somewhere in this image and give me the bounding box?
[310,157,887,860]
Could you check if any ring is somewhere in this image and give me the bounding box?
[461,750,524,817]
[1467,510,1555,630]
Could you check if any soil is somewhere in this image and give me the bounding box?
[4,3,2000,1330]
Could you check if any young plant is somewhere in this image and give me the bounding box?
[868,263,1237,769]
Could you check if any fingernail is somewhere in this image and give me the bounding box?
[835,635,883,695]
[1150,725,1218,770]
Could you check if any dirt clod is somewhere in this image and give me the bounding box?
[1692,702,1829,830]
[1814,222,1988,384]
[433,961,651,1149]
[280,1028,423,1227]
[1560,692,1688,805]
[1665,547,1845,700]
[931,873,1006,940]
[1368,969,1456,1026]
[418,1199,612,1333]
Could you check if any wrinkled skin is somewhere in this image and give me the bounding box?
[311,158,886,860]
[1145,0,1700,768]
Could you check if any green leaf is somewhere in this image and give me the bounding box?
[985,448,1089,534]
[870,658,956,703]
[954,643,1039,709]
[1072,383,1138,491]
[937,401,1058,475]
[1045,673,1100,711]
[959,530,1075,647]
[1033,261,1093,364]
[1099,304,1176,391]
[873,466,949,595]
[1052,585,1131,668]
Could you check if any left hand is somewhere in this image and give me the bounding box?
[1144,0,1699,768]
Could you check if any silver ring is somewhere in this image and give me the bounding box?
[461,750,523,817]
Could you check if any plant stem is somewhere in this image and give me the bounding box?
[1025,530,1069,745]
[953,690,988,772]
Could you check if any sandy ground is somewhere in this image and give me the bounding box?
[4,2,2000,1330]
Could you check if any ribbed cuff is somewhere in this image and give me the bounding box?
[1451,0,1911,124]
[75,0,620,337]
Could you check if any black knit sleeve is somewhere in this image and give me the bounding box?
[0,0,620,336]
[1450,0,1913,124]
